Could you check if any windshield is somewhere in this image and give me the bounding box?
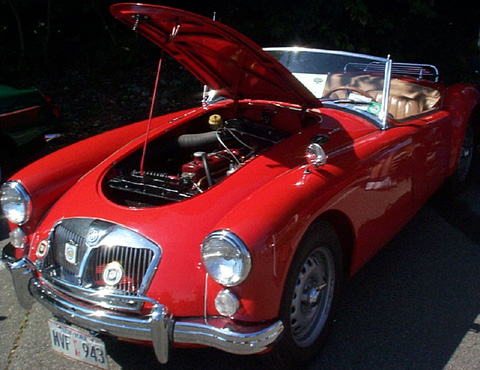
[266,48,391,128]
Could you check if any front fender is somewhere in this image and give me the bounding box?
[208,164,343,321]
[5,122,148,246]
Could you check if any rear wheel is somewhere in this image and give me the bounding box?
[447,123,475,194]
[266,221,343,369]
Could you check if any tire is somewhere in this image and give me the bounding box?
[447,122,475,194]
[265,220,343,369]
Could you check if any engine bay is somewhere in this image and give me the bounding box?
[104,112,293,207]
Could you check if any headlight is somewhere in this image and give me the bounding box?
[0,181,32,225]
[201,230,251,286]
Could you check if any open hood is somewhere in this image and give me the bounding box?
[110,3,321,108]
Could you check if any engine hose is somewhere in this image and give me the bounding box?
[177,131,219,150]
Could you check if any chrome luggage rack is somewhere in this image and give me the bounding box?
[346,61,439,82]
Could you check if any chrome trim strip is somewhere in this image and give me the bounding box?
[42,275,151,311]
[2,246,35,310]
[264,47,388,63]
[174,319,284,355]
[380,58,392,130]
[0,104,41,118]
[30,279,162,339]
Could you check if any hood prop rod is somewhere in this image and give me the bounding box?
[140,50,165,176]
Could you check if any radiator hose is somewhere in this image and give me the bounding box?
[177,131,219,150]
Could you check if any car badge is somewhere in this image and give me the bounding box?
[64,241,78,264]
[86,228,100,246]
[36,240,49,259]
[103,261,124,287]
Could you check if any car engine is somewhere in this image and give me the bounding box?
[106,116,290,207]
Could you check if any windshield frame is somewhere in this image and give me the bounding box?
[265,47,392,130]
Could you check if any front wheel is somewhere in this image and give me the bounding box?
[266,221,343,369]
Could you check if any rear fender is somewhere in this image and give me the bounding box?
[443,84,480,172]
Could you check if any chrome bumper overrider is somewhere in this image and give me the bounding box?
[1,245,284,364]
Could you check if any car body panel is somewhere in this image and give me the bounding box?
[9,108,198,256]
[0,84,60,147]
[110,3,321,109]
[0,84,62,182]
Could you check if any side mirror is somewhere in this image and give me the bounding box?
[305,143,328,173]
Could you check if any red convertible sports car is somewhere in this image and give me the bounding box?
[2,3,480,369]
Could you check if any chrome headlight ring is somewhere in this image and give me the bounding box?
[201,230,251,287]
[0,181,32,225]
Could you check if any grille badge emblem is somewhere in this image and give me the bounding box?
[103,261,124,287]
[36,240,49,259]
[86,228,101,246]
[64,241,78,264]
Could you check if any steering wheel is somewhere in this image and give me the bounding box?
[323,86,373,100]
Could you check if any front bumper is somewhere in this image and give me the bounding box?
[2,244,283,364]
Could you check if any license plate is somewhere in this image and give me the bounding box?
[48,319,109,369]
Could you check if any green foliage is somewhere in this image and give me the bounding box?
[0,0,478,143]
[1,0,478,84]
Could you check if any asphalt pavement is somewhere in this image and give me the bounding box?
[2,170,480,369]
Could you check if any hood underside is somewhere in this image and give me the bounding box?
[110,3,321,108]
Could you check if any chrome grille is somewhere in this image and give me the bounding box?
[50,222,87,284]
[93,245,154,294]
[42,218,161,298]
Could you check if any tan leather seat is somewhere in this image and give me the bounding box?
[372,92,421,120]
[324,74,440,120]
[387,95,421,119]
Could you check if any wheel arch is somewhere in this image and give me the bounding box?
[469,103,480,152]
[313,209,356,280]
[267,209,352,367]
